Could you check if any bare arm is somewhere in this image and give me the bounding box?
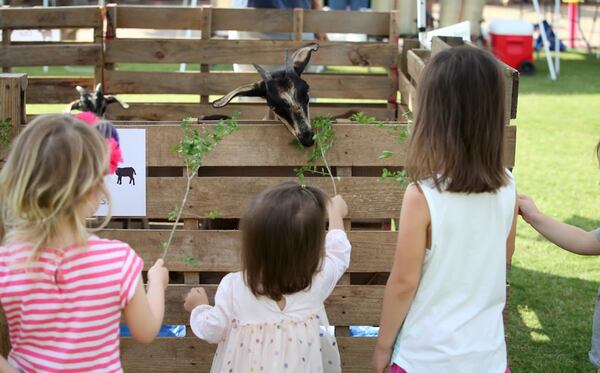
[312,0,321,9]
[0,357,18,373]
[373,184,429,372]
[123,259,169,344]
[328,195,347,231]
[506,193,518,267]
[519,194,600,255]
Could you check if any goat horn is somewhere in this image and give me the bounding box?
[252,64,272,81]
[285,49,295,75]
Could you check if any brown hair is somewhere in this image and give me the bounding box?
[406,46,509,193]
[240,181,328,301]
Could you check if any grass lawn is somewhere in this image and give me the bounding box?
[509,51,600,372]
[15,51,600,371]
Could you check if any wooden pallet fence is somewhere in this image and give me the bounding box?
[102,5,401,121]
[400,36,520,123]
[0,6,103,104]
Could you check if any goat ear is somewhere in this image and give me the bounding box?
[105,95,130,109]
[95,83,103,96]
[76,85,87,96]
[291,43,319,76]
[212,82,266,108]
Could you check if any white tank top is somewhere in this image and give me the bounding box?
[391,170,516,373]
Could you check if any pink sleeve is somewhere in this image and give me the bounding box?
[120,245,144,309]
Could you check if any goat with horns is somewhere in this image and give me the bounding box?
[66,83,129,117]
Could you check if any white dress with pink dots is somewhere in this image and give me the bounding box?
[190,230,351,373]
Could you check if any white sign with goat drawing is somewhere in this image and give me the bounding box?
[96,128,146,217]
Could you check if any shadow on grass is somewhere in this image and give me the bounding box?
[520,52,600,96]
[564,215,600,232]
[507,265,599,372]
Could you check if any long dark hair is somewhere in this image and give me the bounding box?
[406,46,509,193]
[240,181,328,301]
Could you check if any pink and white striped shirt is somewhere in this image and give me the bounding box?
[0,236,143,373]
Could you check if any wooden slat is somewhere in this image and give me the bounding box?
[123,123,515,167]
[213,8,293,33]
[121,336,375,373]
[106,102,394,121]
[398,72,416,110]
[400,39,420,76]
[0,44,101,67]
[108,5,204,30]
[105,71,393,99]
[157,285,383,326]
[0,6,102,29]
[406,49,430,83]
[27,77,94,104]
[102,230,396,273]
[303,9,390,35]
[145,177,403,220]
[104,39,397,67]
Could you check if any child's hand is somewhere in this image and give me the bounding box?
[328,195,348,219]
[148,259,169,290]
[518,194,542,225]
[184,287,209,312]
[372,343,392,373]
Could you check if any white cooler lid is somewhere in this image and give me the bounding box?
[489,19,533,36]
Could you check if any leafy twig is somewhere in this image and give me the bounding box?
[0,118,12,147]
[161,114,240,261]
[294,116,337,195]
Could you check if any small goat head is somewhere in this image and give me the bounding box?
[212,43,319,147]
[67,83,129,117]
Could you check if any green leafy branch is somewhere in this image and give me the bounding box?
[161,113,240,260]
[0,118,12,147]
[294,116,338,195]
[350,112,410,189]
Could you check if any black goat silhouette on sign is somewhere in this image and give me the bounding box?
[116,167,136,186]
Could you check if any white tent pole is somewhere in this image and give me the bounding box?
[417,0,426,45]
[532,0,557,80]
[554,0,560,74]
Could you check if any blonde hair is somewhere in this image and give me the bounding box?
[0,114,111,262]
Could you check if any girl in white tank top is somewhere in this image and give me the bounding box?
[373,46,518,373]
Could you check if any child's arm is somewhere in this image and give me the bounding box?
[316,195,351,299]
[507,193,518,267]
[519,194,600,255]
[185,274,234,344]
[123,259,169,344]
[0,357,18,373]
[373,184,429,373]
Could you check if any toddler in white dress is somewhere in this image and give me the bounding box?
[184,182,351,373]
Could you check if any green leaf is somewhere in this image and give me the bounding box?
[184,256,199,266]
[207,209,222,219]
[167,205,181,222]
[379,150,393,159]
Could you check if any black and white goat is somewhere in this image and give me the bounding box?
[67,83,129,117]
[212,44,319,147]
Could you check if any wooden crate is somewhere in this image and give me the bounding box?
[0,6,104,104]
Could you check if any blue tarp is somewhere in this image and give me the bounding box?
[535,20,567,52]
[120,324,186,337]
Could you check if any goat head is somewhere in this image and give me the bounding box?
[67,83,129,117]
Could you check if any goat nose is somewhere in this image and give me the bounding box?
[299,131,315,147]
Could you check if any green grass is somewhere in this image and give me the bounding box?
[508,51,600,372]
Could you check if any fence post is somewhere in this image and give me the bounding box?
[0,73,27,162]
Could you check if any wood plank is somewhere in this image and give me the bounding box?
[156,284,383,326]
[0,6,101,29]
[400,39,421,76]
[104,39,397,67]
[121,336,376,373]
[141,123,409,167]
[123,122,515,168]
[109,5,204,30]
[0,73,26,159]
[105,71,394,99]
[0,44,101,67]
[101,230,396,273]
[303,9,390,35]
[27,77,94,104]
[213,8,293,33]
[144,177,404,220]
[406,48,430,84]
[106,102,394,121]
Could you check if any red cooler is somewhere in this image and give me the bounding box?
[489,20,535,74]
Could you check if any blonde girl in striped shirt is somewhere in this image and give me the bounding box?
[0,115,169,373]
